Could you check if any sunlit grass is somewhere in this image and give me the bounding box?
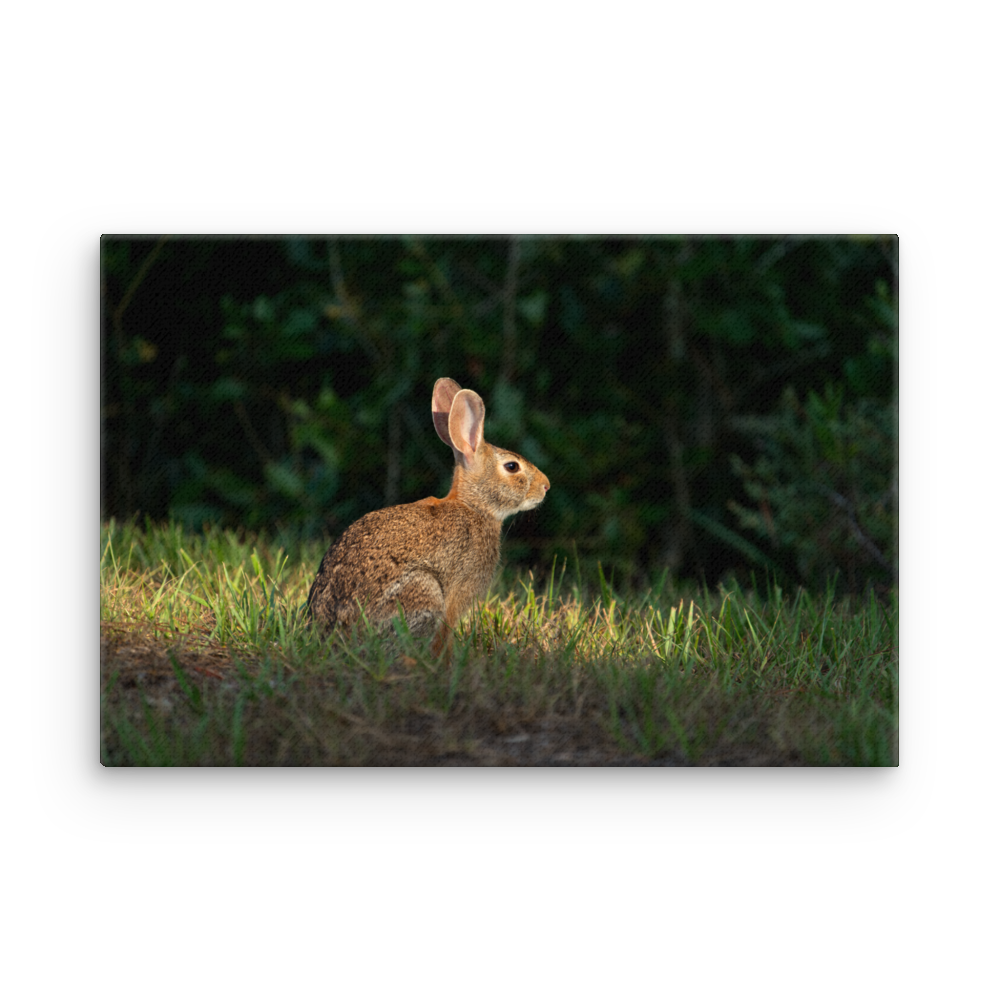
[100,519,898,766]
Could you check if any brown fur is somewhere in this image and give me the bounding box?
[307,378,550,655]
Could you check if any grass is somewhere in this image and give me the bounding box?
[100,519,898,766]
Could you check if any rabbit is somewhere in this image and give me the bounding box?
[307,377,550,656]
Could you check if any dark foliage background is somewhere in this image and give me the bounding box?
[100,236,897,594]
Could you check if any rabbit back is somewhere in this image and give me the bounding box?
[307,495,502,636]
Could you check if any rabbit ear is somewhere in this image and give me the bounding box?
[448,389,485,469]
[432,378,463,446]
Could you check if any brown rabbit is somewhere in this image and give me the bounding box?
[307,378,550,656]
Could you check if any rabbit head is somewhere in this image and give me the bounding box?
[431,377,549,520]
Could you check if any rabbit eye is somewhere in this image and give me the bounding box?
[503,461,520,473]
